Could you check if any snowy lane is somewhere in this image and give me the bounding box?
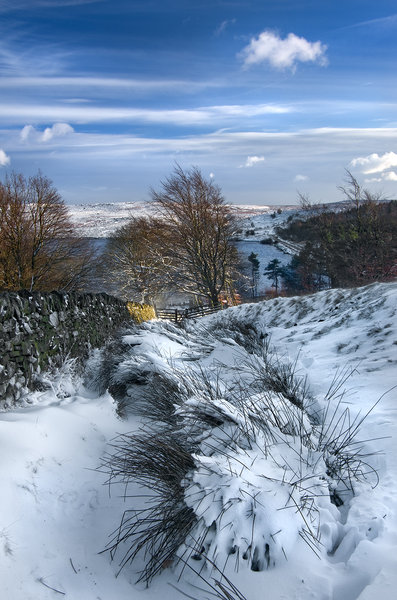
[0,390,140,600]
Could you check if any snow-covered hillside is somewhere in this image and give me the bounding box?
[68,201,154,238]
[67,201,291,238]
[1,282,396,600]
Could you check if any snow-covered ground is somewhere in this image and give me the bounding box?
[1,282,396,600]
[68,201,294,238]
[68,201,155,238]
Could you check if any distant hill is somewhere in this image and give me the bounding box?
[68,201,297,238]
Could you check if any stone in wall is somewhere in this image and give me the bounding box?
[0,291,131,408]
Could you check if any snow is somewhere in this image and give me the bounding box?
[67,200,296,238]
[68,201,155,238]
[1,281,396,600]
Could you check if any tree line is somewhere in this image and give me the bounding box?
[275,172,396,294]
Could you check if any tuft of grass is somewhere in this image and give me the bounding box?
[99,321,380,588]
[100,430,197,584]
[171,553,248,600]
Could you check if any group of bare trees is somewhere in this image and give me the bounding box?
[105,165,238,306]
[0,172,93,292]
[0,166,238,305]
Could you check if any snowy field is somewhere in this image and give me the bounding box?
[0,282,396,600]
[68,201,289,238]
[68,201,155,238]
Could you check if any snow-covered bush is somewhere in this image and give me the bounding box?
[98,319,378,585]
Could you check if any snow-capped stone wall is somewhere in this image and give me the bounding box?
[0,290,130,407]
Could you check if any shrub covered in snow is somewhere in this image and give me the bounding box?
[95,314,379,586]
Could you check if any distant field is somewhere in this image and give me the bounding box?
[68,201,297,237]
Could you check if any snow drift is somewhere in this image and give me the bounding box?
[0,281,396,600]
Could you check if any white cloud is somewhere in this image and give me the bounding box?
[19,123,75,144]
[0,76,225,93]
[350,151,397,183]
[41,122,74,142]
[383,170,397,181]
[0,148,10,166]
[294,174,309,182]
[239,30,328,70]
[0,102,292,127]
[240,155,266,168]
[5,125,397,205]
[210,103,291,116]
[20,124,35,141]
[6,126,397,161]
[350,151,397,174]
[7,127,397,168]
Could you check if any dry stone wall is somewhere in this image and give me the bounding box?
[0,290,130,407]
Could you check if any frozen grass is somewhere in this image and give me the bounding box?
[101,430,196,583]
[98,317,380,586]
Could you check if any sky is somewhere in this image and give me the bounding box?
[0,0,397,205]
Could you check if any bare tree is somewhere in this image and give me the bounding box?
[104,216,171,303]
[338,169,363,210]
[297,190,313,211]
[0,171,94,292]
[151,165,238,305]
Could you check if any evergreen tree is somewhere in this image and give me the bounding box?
[264,258,284,295]
[248,251,260,297]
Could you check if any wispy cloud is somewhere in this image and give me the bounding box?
[0,0,103,12]
[294,174,309,182]
[239,155,265,168]
[0,76,225,93]
[0,148,10,166]
[7,126,397,161]
[5,126,397,204]
[344,14,397,30]
[0,39,71,77]
[239,30,328,70]
[209,104,290,116]
[0,102,293,127]
[20,125,34,141]
[214,19,236,36]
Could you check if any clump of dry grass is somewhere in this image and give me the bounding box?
[99,322,380,589]
[101,430,197,583]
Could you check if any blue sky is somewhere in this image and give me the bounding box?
[0,0,397,205]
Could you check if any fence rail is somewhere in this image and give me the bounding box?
[156,303,223,323]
